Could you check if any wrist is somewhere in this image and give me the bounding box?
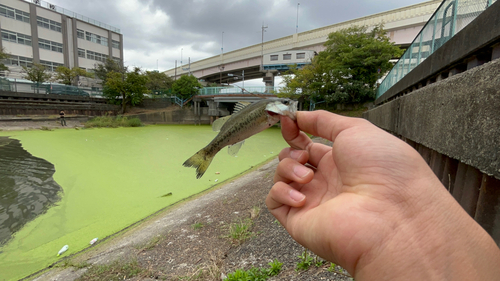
[355,178,500,280]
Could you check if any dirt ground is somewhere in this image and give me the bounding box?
[0,116,86,131]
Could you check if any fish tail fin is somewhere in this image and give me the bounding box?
[183,149,214,179]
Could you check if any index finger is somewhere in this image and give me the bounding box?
[296,110,367,144]
[280,115,313,151]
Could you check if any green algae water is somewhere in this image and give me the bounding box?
[0,125,287,280]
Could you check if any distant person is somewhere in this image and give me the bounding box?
[267,110,500,280]
[59,110,66,126]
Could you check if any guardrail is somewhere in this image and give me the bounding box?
[21,0,120,33]
[198,86,282,95]
[377,0,497,99]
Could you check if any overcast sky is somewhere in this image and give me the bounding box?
[48,0,428,85]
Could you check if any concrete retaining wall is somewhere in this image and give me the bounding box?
[365,58,500,179]
[130,107,210,125]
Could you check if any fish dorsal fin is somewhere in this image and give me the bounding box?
[228,140,245,156]
[212,115,232,132]
[233,101,251,114]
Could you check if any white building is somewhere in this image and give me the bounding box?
[0,0,123,87]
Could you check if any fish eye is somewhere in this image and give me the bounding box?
[282,100,289,105]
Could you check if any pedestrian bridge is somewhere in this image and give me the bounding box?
[164,0,442,85]
[197,86,281,96]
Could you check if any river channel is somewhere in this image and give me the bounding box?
[0,125,287,281]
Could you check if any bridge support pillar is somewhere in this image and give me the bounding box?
[263,71,275,90]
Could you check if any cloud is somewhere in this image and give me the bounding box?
[48,0,427,74]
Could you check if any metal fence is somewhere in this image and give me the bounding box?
[0,78,104,97]
[377,0,497,98]
[198,86,282,95]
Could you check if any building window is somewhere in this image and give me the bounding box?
[37,16,62,32]
[296,53,305,59]
[38,38,63,53]
[6,55,33,68]
[78,48,85,58]
[283,54,292,60]
[86,50,108,62]
[77,29,84,39]
[0,4,15,19]
[15,9,30,23]
[112,57,121,63]
[112,40,120,49]
[40,60,63,72]
[0,4,30,23]
[85,31,108,47]
[1,30,32,46]
[270,55,278,61]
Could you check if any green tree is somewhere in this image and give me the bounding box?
[171,75,202,100]
[144,70,174,92]
[0,47,9,72]
[104,67,149,114]
[93,58,126,86]
[282,25,403,105]
[22,63,52,93]
[54,66,93,85]
[278,63,324,100]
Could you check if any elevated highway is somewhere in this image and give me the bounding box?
[164,0,442,85]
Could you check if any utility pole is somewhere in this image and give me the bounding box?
[174,60,177,80]
[261,24,268,71]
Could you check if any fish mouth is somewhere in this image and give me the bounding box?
[266,110,280,117]
[265,99,298,120]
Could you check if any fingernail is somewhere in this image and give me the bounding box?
[293,165,311,178]
[289,189,305,202]
[290,150,303,160]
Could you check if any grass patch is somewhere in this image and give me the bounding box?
[226,218,254,244]
[84,116,143,128]
[55,259,90,269]
[225,259,283,281]
[250,206,261,220]
[192,222,204,230]
[134,235,162,251]
[75,259,149,281]
[40,126,53,131]
[178,260,221,281]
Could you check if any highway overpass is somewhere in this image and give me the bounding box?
[164,0,442,85]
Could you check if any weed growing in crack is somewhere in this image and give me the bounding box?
[224,259,283,281]
[225,218,254,244]
[192,222,204,230]
[296,248,314,271]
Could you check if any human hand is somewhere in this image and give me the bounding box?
[266,110,500,280]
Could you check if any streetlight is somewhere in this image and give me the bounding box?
[228,70,245,92]
[261,24,268,71]
[220,31,224,84]
[296,3,300,34]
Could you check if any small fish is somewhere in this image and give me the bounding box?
[161,192,173,197]
[183,98,297,178]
